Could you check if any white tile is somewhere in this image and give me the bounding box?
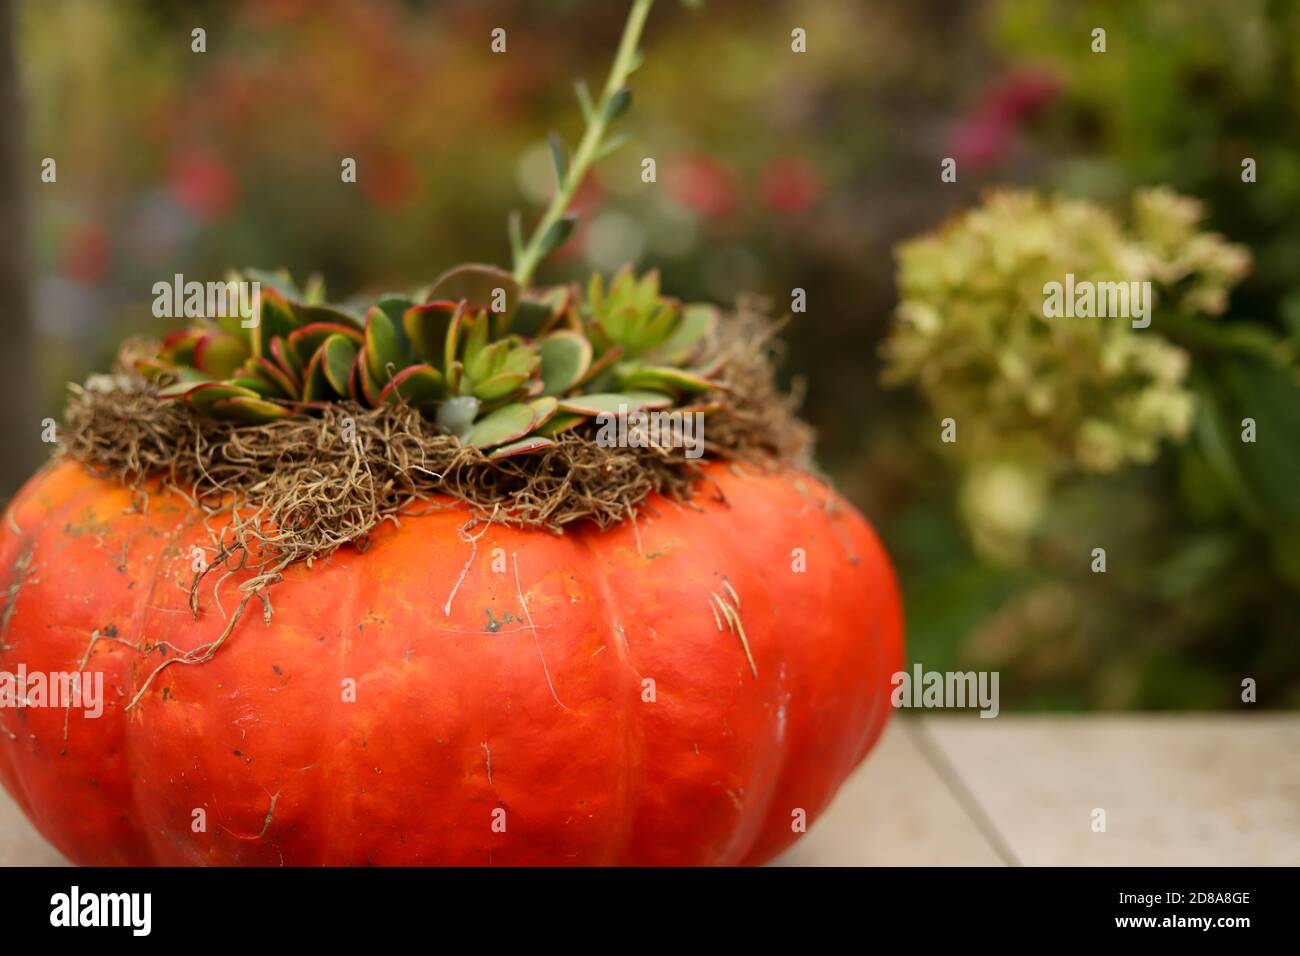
[0,791,68,866]
[924,714,1300,866]
[772,718,1004,865]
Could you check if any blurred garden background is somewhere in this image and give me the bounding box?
[2,0,1297,709]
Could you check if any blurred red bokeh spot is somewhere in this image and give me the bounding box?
[669,153,740,219]
[360,151,420,210]
[61,223,111,284]
[949,69,1060,170]
[761,155,822,215]
[985,69,1060,124]
[168,148,239,220]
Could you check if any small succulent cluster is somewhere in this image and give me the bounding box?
[138,264,724,459]
[883,187,1251,472]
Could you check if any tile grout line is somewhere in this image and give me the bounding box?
[903,717,1023,867]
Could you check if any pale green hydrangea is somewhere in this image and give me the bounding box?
[884,188,1250,474]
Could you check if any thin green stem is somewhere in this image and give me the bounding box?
[512,0,655,288]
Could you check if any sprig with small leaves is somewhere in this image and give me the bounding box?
[509,0,654,288]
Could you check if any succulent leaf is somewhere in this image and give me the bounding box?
[584,266,685,359]
[558,390,673,416]
[243,268,302,301]
[466,340,509,384]
[473,371,531,402]
[287,323,364,364]
[379,364,445,408]
[512,300,553,339]
[529,396,559,429]
[579,344,625,390]
[437,396,481,439]
[534,411,586,437]
[269,336,304,384]
[614,365,721,395]
[488,436,557,460]
[227,376,277,397]
[632,302,680,355]
[623,389,677,408]
[364,306,405,384]
[502,343,540,377]
[355,350,384,406]
[192,332,250,379]
[465,402,536,449]
[300,272,327,306]
[463,312,493,373]
[254,291,298,357]
[301,348,335,402]
[134,356,173,381]
[320,335,359,395]
[539,331,593,395]
[289,301,364,331]
[209,396,295,423]
[161,329,203,366]
[403,301,459,365]
[374,295,415,324]
[445,359,465,395]
[249,355,298,399]
[427,264,519,337]
[156,376,211,399]
[655,303,717,364]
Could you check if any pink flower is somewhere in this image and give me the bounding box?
[948,70,1060,170]
[949,112,1014,169]
[985,70,1060,124]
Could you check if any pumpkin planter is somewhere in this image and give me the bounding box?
[0,0,903,865]
[0,457,900,866]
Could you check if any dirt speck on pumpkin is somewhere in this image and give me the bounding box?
[483,607,517,633]
[0,547,35,650]
[255,789,281,840]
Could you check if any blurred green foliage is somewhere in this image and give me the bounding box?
[911,0,1300,708]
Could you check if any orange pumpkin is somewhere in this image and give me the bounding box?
[0,459,902,865]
